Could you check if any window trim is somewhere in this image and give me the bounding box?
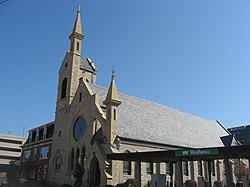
[40,146,49,160]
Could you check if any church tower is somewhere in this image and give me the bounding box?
[104,71,121,144]
[56,6,84,112]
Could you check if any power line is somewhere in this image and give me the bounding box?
[0,0,10,5]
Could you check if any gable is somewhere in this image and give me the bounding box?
[71,78,105,119]
[53,150,63,165]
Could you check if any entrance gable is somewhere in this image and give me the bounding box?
[71,77,106,120]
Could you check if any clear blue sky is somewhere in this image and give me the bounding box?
[0,0,250,137]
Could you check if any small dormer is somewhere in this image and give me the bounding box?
[80,57,97,84]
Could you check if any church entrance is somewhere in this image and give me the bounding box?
[89,156,100,186]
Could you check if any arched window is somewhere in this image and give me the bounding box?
[55,156,61,170]
[79,92,82,102]
[75,147,80,167]
[90,156,100,185]
[81,146,85,167]
[61,78,67,99]
[77,42,80,51]
[123,151,131,175]
[113,109,116,121]
[70,148,74,171]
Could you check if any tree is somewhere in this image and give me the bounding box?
[234,160,250,182]
[7,160,19,185]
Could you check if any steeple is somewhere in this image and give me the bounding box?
[104,71,121,145]
[56,6,85,112]
[69,5,84,56]
[104,70,121,106]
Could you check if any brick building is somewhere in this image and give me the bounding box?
[20,122,54,181]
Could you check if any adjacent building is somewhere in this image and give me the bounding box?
[0,134,26,184]
[0,134,26,169]
[228,125,250,145]
[20,122,54,181]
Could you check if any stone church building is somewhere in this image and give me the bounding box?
[39,7,231,186]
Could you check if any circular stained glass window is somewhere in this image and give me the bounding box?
[73,117,86,141]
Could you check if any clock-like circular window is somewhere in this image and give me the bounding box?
[73,117,86,141]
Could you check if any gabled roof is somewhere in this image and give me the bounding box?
[220,134,241,147]
[89,84,228,148]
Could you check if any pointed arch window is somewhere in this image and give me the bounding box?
[79,92,82,102]
[55,156,61,170]
[70,148,74,171]
[113,109,116,121]
[123,151,131,175]
[77,42,80,51]
[75,147,80,168]
[61,78,67,99]
[81,146,85,167]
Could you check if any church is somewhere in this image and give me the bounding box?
[25,6,231,187]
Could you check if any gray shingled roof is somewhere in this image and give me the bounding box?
[89,84,228,148]
[80,58,95,73]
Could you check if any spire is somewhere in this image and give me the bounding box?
[69,5,84,55]
[72,4,82,35]
[104,71,121,106]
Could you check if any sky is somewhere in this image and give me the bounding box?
[0,0,250,137]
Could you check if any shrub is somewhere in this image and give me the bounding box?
[214,180,223,187]
[60,184,72,187]
[184,180,197,187]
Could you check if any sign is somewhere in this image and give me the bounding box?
[175,148,218,157]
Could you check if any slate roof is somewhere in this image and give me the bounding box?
[89,84,228,148]
[80,58,96,73]
[91,128,104,144]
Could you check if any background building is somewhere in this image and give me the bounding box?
[0,134,26,184]
[0,134,26,169]
[228,125,250,145]
[20,122,54,181]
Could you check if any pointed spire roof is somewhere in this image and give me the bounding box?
[69,5,84,42]
[104,71,121,106]
[72,4,82,35]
